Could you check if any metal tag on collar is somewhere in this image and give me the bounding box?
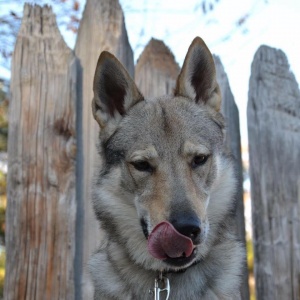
[150,272,170,300]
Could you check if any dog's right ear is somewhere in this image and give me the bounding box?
[92,51,144,132]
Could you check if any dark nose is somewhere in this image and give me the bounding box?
[171,214,201,245]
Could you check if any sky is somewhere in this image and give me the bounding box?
[1,0,300,144]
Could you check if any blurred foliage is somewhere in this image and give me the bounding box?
[0,172,6,242]
[0,81,8,152]
[0,81,6,297]
[247,237,255,300]
[0,99,8,152]
[0,171,6,198]
[247,237,254,273]
[0,202,5,242]
[0,250,5,297]
[0,81,7,243]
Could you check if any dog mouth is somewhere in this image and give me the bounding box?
[164,248,197,267]
[147,221,196,267]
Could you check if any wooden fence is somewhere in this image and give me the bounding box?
[74,0,134,297]
[248,46,300,299]
[4,2,300,300]
[5,4,82,299]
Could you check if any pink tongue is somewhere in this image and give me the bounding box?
[147,221,194,260]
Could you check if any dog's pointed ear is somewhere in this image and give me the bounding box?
[174,37,221,111]
[92,51,144,130]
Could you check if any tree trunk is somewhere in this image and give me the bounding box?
[215,56,249,300]
[135,38,180,98]
[4,4,82,300]
[248,45,300,299]
[74,0,134,297]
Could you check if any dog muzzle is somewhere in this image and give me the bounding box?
[147,221,194,260]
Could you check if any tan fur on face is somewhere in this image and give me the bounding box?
[129,146,158,164]
[182,162,208,220]
[127,140,212,230]
[147,168,171,225]
[183,140,210,157]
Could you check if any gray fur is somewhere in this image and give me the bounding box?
[89,37,244,299]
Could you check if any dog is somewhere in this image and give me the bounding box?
[89,37,244,299]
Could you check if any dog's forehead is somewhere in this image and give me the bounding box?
[116,97,223,154]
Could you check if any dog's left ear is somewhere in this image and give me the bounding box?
[175,37,221,111]
[92,51,144,132]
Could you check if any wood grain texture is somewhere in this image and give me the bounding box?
[4,4,81,300]
[135,38,180,98]
[74,0,134,297]
[248,45,300,299]
[215,56,249,300]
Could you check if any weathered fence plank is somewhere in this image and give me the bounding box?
[74,0,134,297]
[5,4,82,300]
[248,46,300,299]
[135,38,180,98]
[215,56,249,300]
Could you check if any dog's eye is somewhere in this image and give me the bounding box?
[191,155,209,168]
[130,161,153,173]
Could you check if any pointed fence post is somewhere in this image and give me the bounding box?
[74,0,134,297]
[215,56,249,300]
[135,38,180,98]
[4,4,83,300]
[248,45,300,299]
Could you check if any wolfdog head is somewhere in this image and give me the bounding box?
[91,37,236,272]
